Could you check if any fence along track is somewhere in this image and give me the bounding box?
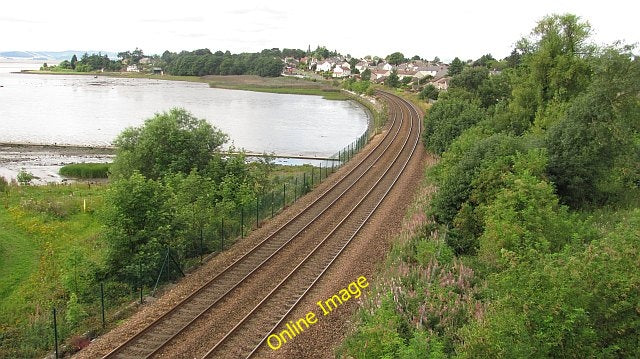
[201,91,421,358]
[103,91,405,358]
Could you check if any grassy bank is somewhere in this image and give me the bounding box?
[206,75,348,100]
[0,183,106,358]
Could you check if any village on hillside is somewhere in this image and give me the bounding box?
[283,55,452,91]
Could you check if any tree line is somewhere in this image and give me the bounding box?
[342,13,639,358]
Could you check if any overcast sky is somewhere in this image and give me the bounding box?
[1,0,638,61]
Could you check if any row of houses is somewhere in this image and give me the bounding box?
[300,57,451,90]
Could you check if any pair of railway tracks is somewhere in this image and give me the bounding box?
[103,90,422,359]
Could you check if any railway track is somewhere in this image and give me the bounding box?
[103,90,421,359]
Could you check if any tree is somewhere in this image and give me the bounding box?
[504,49,521,68]
[253,56,283,77]
[411,55,421,61]
[58,60,71,69]
[361,68,371,81]
[448,57,464,76]
[423,96,486,154]
[110,108,228,179]
[432,56,441,64]
[472,53,495,68]
[386,52,405,66]
[450,66,490,92]
[70,54,78,70]
[103,172,175,284]
[386,70,400,87]
[418,84,439,101]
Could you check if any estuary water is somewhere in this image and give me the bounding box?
[0,62,369,183]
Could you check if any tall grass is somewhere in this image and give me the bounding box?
[59,163,110,179]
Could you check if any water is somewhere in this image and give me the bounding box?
[0,62,369,183]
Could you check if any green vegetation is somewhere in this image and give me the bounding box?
[342,13,640,358]
[2,106,366,357]
[207,75,349,100]
[161,48,286,77]
[41,52,122,72]
[0,183,106,358]
[59,163,110,179]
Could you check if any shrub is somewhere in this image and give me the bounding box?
[17,170,34,185]
[423,97,486,154]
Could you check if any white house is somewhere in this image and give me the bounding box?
[355,61,369,72]
[432,77,450,90]
[382,63,394,71]
[126,64,140,72]
[316,60,334,72]
[372,69,390,79]
[332,66,351,78]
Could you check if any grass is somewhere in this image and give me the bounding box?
[0,184,106,358]
[60,163,111,179]
[206,75,349,100]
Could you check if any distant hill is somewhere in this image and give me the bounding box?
[0,50,118,61]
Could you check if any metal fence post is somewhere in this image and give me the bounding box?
[100,283,105,329]
[199,226,204,263]
[241,205,244,238]
[256,197,259,227]
[52,307,59,359]
[294,177,298,201]
[220,217,224,251]
[139,260,143,304]
[283,183,286,208]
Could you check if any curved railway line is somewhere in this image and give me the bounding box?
[102,90,422,359]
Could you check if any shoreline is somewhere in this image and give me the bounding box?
[0,142,115,153]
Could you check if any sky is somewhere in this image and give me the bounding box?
[1,0,639,61]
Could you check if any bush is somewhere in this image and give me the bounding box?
[17,170,34,185]
[423,97,486,154]
[430,132,525,254]
[458,211,640,358]
[60,163,110,179]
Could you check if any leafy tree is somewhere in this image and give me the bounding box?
[70,54,77,69]
[361,68,371,81]
[447,57,464,76]
[418,84,439,101]
[504,48,521,68]
[110,108,228,179]
[472,53,495,68]
[58,60,71,69]
[423,96,486,154]
[411,55,421,61]
[450,66,489,92]
[103,172,175,284]
[386,69,400,87]
[253,56,283,77]
[386,52,405,66]
[477,150,587,270]
[432,56,440,64]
